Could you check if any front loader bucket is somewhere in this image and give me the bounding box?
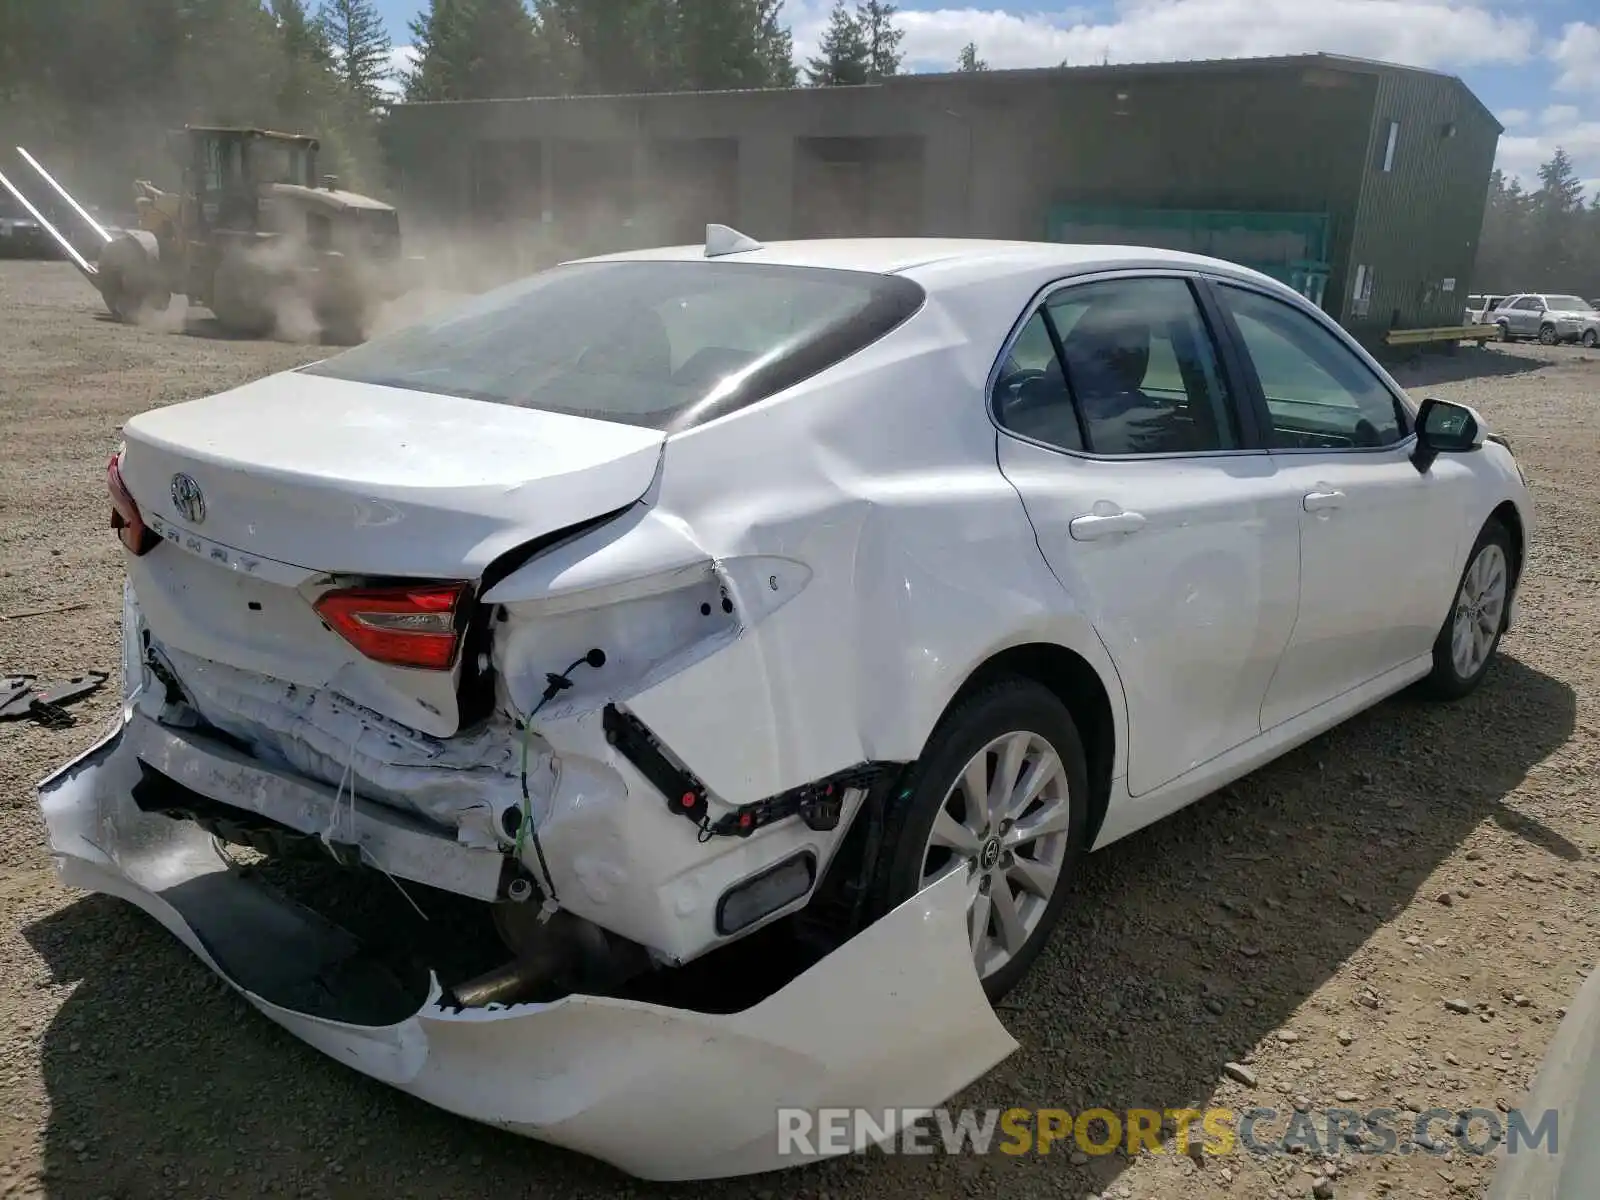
[0,165,98,279]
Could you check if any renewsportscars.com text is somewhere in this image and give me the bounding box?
[776,1106,1559,1159]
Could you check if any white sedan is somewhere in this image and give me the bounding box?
[40,230,1531,1179]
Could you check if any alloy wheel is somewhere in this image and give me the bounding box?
[1451,542,1508,679]
[919,730,1073,979]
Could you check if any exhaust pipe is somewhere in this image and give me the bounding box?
[0,167,97,279]
[17,148,113,246]
[450,957,549,1009]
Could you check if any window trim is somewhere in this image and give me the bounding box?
[1204,276,1418,457]
[985,268,1268,462]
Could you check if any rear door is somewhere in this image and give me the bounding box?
[1207,279,1470,730]
[993,272,1301,797]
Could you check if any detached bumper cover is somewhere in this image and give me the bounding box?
[38,712,1017,1181]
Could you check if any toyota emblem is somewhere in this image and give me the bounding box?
[170,473,206,525]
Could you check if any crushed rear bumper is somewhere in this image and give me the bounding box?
[37,711,1017,1181]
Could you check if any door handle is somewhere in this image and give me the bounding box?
[1069,510,1147,540]
[1303,489,1346,512]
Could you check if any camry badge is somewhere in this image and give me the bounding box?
[170,473,206,525]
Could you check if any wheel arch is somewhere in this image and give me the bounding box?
[1489,498,1526,596]
[936,642,1119,849]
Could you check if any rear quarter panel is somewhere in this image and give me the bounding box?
[621,293,1128,804]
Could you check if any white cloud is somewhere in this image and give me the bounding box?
[1549,21,1600,94]
[786,0,1538,73]
[1496,120,1600,193]
[379,45,417,98]
[1499,107,1530,128]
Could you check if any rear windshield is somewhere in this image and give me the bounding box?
[304,259,925,430]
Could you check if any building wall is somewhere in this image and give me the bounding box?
[382,59,1497,338]
[1342,70,1500,341]
[964,66,1375,318]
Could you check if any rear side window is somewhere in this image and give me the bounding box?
[993,276,1240,456]
[304,260,925,430]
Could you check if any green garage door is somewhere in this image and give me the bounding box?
[1047,206,1331,309]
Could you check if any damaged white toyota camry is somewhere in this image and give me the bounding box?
[41,229,1531,1179]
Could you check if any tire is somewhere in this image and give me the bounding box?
[1582,330,1597,349]
[1495,321,1511,342]
[866,678,1089,1001]
[1419,520,1513,701]
[1538,324,1558,346]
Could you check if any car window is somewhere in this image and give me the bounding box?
[1513,297,1543,311]
[1219,284,1410,450]
[994,277,1238,456]
[993,310,1084,450]
[303,260,925,430]
[1546,295,1592,311]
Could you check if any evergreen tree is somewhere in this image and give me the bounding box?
[406,0,543,101]
[755,0,799,87]
[673,0,795,90]
[856,0,902,80]
[804,0,870,86]
[318,0,393,110]
[956,41,987,71]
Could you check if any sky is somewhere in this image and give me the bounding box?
[372,0,1600,195]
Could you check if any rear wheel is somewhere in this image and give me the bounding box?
[1495,321,1511,342]
[868,679,1088,1001]
[1538,323,1559,346]
[1419,520,1513,701]
[1582,330,1597,349]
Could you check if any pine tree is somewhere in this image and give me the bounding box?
[755,0,798,87]
[956,41,987,71]
[804,0,869,86]
[856,0,902,80]
[1535,147,1585,213]
[403,0,470,101]
[318,0,393,110]
[406,0,543,101]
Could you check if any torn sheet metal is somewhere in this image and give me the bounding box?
[38,713,1018,1181]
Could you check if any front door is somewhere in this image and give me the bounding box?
[1208,281,1471,729]
[993,273,1301,797]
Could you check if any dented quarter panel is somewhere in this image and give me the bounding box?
[607,293,1127,805]
[39,725,1018,1180]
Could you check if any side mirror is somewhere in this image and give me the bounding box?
[1412,397,1485,473]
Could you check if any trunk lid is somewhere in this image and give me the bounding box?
[118,371,663,739]
[118,371,665,578]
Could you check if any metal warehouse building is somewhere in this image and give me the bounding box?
[383,52,1501,343]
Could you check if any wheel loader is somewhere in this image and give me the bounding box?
[0,127,417,341]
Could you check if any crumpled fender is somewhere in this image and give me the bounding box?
[38,712,1018,1181]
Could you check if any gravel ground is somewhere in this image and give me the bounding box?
[1,260,1596,1200]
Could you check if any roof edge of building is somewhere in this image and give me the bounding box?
[386,50,1501,133]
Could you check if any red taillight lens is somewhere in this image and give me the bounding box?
[313,582,469,671]
[108,453,158,556]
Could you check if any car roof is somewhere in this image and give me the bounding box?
[569,237,1281,291]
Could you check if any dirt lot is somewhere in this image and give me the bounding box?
[1,260,1596,1200]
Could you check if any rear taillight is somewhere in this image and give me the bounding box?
[313,582,469,671]
[108,452,158,556]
